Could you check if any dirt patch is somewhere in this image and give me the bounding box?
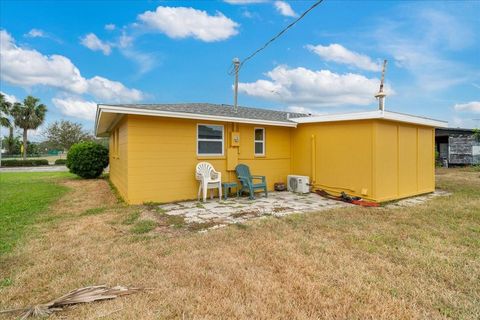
[53,178,117,215]
[231,210,260,218]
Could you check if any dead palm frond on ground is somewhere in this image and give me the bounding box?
[0,285,142,319]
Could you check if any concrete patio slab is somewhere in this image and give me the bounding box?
[157,192,351,227]
[383,190,451,209]
[151,189,452,232]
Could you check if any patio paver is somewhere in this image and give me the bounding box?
[157,192,351,226]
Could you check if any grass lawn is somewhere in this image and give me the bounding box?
[0,168,479,319]
[0,172,72,255]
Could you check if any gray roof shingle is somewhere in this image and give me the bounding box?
[102,103,307,123]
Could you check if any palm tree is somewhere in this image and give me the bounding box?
[0,93,12,128]
[0,93,14,157]
[11,96,47,160]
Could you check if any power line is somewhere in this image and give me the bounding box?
[230,0,325,74]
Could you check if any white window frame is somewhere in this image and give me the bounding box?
[197,124,224,156]
[254,127,265,156]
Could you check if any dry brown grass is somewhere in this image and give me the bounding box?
[0,168,479,319]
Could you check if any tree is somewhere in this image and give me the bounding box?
[44,120,92,152]
[11,96,47,160]
[0,93,16,154]
[1,135,21,154]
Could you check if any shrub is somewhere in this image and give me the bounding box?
[1,159,49,167]
[66,142,109,179]
[54,159,67,165]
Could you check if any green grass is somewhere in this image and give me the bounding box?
[80,207,106,216]
[131,220,157,234]
[165,214,185,228]
[122,211,140,225]
[0,172,72,255]
[0,277,13,288]
[155,207,166,215]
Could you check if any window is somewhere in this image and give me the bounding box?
[114,128,119,157]
[254,128,265,156]
[197,124,224,156]
[111,128,119,158]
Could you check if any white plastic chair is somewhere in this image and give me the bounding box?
[195,162,222,202]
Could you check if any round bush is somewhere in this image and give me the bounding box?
[66,142,109,179]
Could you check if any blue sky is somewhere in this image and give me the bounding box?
[1,0,479,139]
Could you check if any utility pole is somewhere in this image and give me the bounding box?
[233,58,240,113]
[375,59,387,111]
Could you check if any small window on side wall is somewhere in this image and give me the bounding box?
[115,128,119,157]
[254,128,265,156]
[197,124,224,156]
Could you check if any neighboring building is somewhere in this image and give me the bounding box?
[435,128,480,166]
[95,104,447,204]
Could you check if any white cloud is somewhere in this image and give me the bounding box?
[0,30,143,103]
[1,30,88,94]
[307,44,381,72]
[105,24,116,31]
[373,8,477,91]
[274,1,297,17]
[25,28,46,38]
[287,106,316,115]
[80,33,112,55]
[138,6,239,42]
[224,0,267,4]
[119,47,156,76]
[0,91,17,103]
[238,65,391,107]
[87,76,143,103]
[454,101,480,113]
[52,97,97,120]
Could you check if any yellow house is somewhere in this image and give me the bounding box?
[95,103,447,204]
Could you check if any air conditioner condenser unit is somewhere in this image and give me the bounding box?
[287,175,310,194]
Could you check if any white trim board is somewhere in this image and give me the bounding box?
[96,105,297,135]
[292,110,448,128]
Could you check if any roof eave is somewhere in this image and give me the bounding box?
[95,104,297,136]
[292,110,448,128]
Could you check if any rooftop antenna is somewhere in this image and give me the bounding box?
[375,59,387,111]
[233,58,240,113]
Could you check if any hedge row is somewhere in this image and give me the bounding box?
[1,159,50,167]
[54,159,67,165]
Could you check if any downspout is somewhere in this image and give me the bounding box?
[311,134,316,185]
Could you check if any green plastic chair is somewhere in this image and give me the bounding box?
[235,164,268,200]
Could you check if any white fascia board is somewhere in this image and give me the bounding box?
[292,110,448,128]
[94,104,102,136]
[96,105,298,129]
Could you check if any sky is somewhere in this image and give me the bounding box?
[1,0,479,140]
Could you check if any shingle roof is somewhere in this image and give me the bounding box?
[103,103,307,123]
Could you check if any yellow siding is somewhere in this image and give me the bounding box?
[373,120,435,202]
[291,121,374,200]
[108,115,436,204]
[108,116,129,201]
[374,122,398,200]
[123,115,293,204]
